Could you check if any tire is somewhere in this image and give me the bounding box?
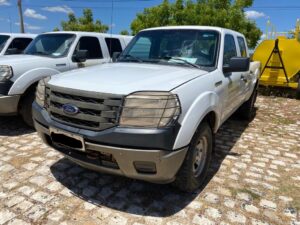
[173,121,213,192]
[296,77,300,100]
[237,85,258,121]
[20,89,36,127]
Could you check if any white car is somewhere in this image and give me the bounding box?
[0,31,132,126]
[33,26,260,192]
[0,33,36,56]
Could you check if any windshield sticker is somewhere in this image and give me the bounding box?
[170,57,198,64]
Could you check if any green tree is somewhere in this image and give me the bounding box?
[60,9,109,33]
[120,30,129,35]
[131,0,261,48]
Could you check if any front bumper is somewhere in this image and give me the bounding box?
[0,95,20,115]
[33,102,188,183]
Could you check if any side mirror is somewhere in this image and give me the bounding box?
[73,50,88,63]
[112,52,121,62]
[5,48,19,55]
[223,57,250,74]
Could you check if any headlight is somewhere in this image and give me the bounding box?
[0,65,13,82]
[119,91,181,128]
[35,77,50,108]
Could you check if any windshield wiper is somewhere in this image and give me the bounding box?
[162,56,202,69]
[120,54,144,62]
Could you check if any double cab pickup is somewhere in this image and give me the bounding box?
[33,26,260,192]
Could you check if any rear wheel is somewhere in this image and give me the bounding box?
[173,121,213,192]
[20,89,36,127]
[296,77,300,100]
[237,85,258,121]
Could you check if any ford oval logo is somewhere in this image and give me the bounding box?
[62,104,79,115]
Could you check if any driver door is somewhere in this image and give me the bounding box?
[70,36,107,69]
[220,34,242,120]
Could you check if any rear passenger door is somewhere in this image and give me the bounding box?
[71,36,106,68]
[5,38,33,55]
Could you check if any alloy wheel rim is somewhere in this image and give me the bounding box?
[193,136,208,177]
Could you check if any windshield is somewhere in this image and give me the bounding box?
[0,35,10,52]
[25,34,76,58]
[119,29,219,69]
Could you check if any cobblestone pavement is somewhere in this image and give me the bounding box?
[0,95,299,225]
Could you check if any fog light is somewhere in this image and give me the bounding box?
[134,161,156,174]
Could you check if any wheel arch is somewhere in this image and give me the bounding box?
[173,91,221,150]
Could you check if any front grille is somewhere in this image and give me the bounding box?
[46,85,124,131]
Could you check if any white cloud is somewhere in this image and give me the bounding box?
[0,0,10,6]
[245,10,266,20]
[15,22,42,30]
[42,5,73,14]
[24,8,47,20]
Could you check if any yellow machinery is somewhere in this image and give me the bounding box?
[253,20,300,96]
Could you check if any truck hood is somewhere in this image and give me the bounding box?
[0,54,54,65]
[49,62,208,95]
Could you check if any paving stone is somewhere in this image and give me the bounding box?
[243,203,259,214]
[7,219,30,225]
[224,197,236,208]
[192,215,215,225]
[204,193,219,204]
[0,209,16,225]
[47,209,65,222]
[25,205,48,222]
[205,207,222,219]
[237,192,252,202]
[6,196,25,207]
[260,199,277,210]
[227,211,246,224]
[31,191,54,204]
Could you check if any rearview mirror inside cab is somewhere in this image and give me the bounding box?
[223,57,250,73]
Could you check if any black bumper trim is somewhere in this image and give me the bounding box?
[33,101,180,151]
[0,79,13,95]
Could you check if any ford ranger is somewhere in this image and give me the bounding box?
[33,26,260,192]
[0,31,132,126]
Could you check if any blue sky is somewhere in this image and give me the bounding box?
[0,0,299,37]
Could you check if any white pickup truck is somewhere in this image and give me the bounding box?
[0,31,132,126]
[0,33,36,56]
[33,26,260,192]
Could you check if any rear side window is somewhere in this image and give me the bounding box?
[74,36,103,60]
[105,38,122,57]
[6,38,33,54]
[223,34,237,65]
[237,37,247,57]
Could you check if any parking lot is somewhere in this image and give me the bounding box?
[0,95,299,225]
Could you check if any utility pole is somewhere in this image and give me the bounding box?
[17,0,25,33]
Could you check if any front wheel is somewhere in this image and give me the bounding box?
[173,121,213,192]
[20,89,35,127]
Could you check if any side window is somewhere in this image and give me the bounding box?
[6,38,33,54]
[223,34,237,65]
[73,36,103,60]
[237,37,247,57]
[105,38,122,57]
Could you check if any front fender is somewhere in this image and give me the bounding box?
[173,91,221,149]
[8,68,60,95]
